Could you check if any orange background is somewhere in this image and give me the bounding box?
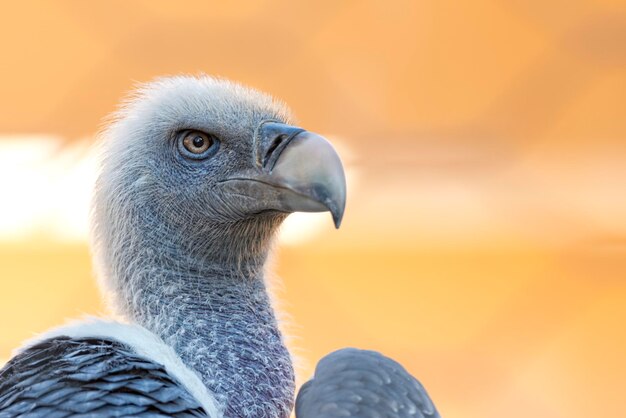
[1,2,625,417]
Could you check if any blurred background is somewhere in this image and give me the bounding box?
[0,1,625,417]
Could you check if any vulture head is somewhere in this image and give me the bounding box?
[92,75,345,312]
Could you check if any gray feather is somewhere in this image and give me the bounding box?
[0,336,207,417]
[295,348,441,418]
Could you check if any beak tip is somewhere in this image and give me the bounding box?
[331,205,345,229]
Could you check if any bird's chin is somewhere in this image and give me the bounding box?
[250,209,290,222]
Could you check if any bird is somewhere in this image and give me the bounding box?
[0,75,439,418]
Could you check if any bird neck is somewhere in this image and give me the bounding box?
[105,217,295,418]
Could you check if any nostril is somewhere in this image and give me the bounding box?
[256,122,306,171]
[263,134,288,168]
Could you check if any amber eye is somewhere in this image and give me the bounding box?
[177,130,219,160]
[182,131,213,154]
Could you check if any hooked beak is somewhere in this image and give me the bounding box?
[220,121,347,228]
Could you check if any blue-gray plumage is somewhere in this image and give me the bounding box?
[295,349,440,418]
[0,337,204,417]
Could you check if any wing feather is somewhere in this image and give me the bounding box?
[295,348,441,418]
[0,337,208,417]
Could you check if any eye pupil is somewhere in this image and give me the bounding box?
[192,136,204,148]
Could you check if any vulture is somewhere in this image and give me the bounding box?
[0,76,440,418]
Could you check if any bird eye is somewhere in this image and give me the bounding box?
[178,130,218,160]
